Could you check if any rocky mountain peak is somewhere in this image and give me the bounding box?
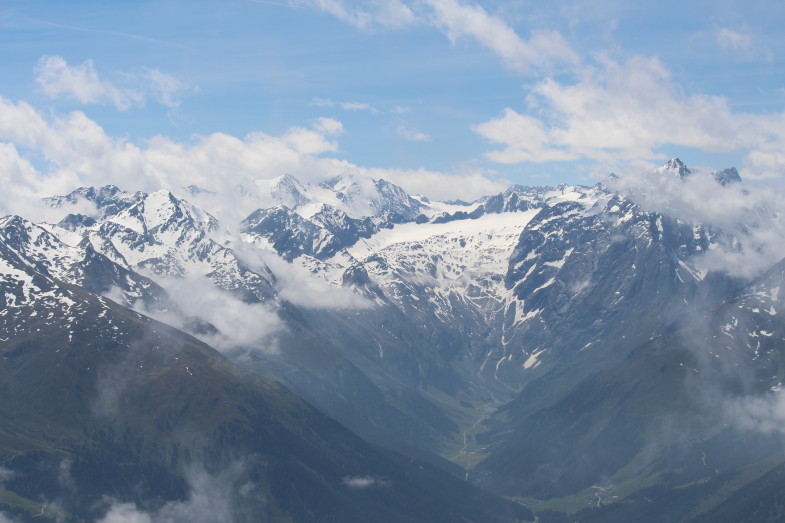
[657,157,692,178]
[713,166,742,186]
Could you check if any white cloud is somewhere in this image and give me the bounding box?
[395,124,430,142]
[0,96,503,205]
[138,276,283,354]
[298,0,577,75]
[98,464,245,523]
[143,68,189,108]
[33,55,188,110]
[342,475,389,488]
[257,251,372,309]
[312,98,380,113]
[0,467,14,483]
[318,159,508,201]
[716,27,773,62]
[474,55,785,178]
[97,502,152,523]
[423,0,578,74]
[34,55,109,105]
[295,0,416,29]
[726,392,785,437]
[312,116,344,136]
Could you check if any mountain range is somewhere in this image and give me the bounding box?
[1,158,783,521]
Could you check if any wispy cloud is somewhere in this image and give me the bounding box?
[298,0,578,75]
[293,0,416,29]
[19,16,190,50]
[715,26,774,62]
[396,123,430,142]
[423,0,578,74]
[34,55,190,110]
[311,116,345,135]
[135,276,283,354]
[247,0,305,7]
[98,463,250,523]
[342,475,390,488]
[312,97,380,113]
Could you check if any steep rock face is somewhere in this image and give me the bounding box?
[46,186,276,303]
[241,204,375,261]
[473,255,785,521]
[331,179,720,398]
[494,191,712,386]
[0,214,165,308]
[656,157,692,178]
[0,236,531,523]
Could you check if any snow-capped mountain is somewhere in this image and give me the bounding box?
[4,158,784,521]
[239,173,424,224]
[0,214,165,308]
[0,230,528,522]
[44,186,277,303]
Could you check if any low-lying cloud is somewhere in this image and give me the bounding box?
[133,276,283,354]
[725,391,785,436]
[98,463,251,523]
[342,475,390,489]
[609,168,785,279]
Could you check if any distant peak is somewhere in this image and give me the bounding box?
[277,173,301,185]
[183,185,215,196]
[658,158,692,178]
[713,167,742,186]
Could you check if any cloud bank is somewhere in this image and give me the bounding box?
[0,95,503,206]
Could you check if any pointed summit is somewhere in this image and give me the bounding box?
[253,174,310,209]
[657,158,692,178]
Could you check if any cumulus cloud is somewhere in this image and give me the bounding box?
[34,55,188,110]
[312,116,344,136]
[138,276,283,354]
[726,392,785,436]
[0,96,503,205]
[257,251,372,309]
[474,55,785,179]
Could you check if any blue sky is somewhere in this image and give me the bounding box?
[0,0,783,200]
